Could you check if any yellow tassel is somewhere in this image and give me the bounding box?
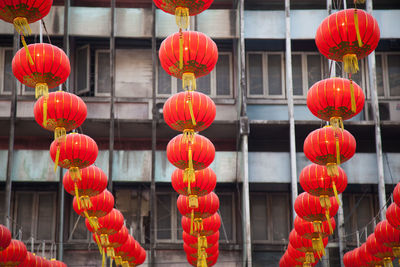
[383,258,393,267]
[319,195,331,209]
[354,9,363,47]
[189,195,199,209]
[114,256,122,266]
[183,129,195,144]
[54,146,60,173]
[109,257,113,267]
[100,234,110,247]
[325,211,334,234]
[327,163,339,177]
[349,79,357,113]
[74,183,81,210]
[185,91,197,126]
[329,117,344,131]
[184,168,195,195]
[313,221,322,233]
[199,236,207,249]
[69,167,82,181]
[94,233,103,254]
[354,0,366,3]
[182,72,196,91]
[332,182,341,206]
[55,127,67,140]
[343,54,359,74]
[43,96,48,127]
[20,35,34,65]
[122,261,130,267]
[190,209,195,235]
[13,17,32,36]
[305,252,315,263]
[102,249,106,267]
[179,30,184,70]
[393,247,400,258]
[303,263,312,267]
[81,196,92,209]
[335,135,341,165]
[107,248,115,258]
[194,218,203,232]
[35,83,48,99]
[188,143,194,171]
[175,7,190,30]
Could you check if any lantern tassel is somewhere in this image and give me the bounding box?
[94,233,103,254]
[354,0,366,3]
[175,7,190,30]
[54,146,60,173]
[332,181,341,206]
[327,163,339,177]
[319,195,331,209]
[184,168,195,195]
[189,195,199,209]
[343,54,359,74]
[194,218,203,233]
[305,252,315,264]
[330,117,344,131]
[109,258,113,267]
[183,129,195,144]
[190,209,195,235]
[100,234,110,247]
[354,9,363,47]
[185,91,197,126]
[74,182,81,210]
[182,72,196,91]
[114,256,122,266]
[107,247,115,258]
[81,196,92,209]
[43,96,48,127]
[102,249,106,267]
[325,211,334,234]
[179,30,184,70]
[55,127,67,140]
[69,167,82,181]
[21,35,34,66]
[313,221,322,233]
[335,135,341,165]
[393,247,400,258]
[349,79,357,113]
[35,83,49,99]
[13,17,32,36]
[122,261,130,267]
[383,258,393,267]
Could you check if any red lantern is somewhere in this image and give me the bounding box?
[86,208,124,237]
[187,250,219,267]
[366,234,394,267]
[127,246,146,267]
[163,91,216,134]
[113,235,141,266]
[153,0,213,29]
[19,252,37,267]
[0,224,11,251]
[177,192,219,234]
[315,9,380,74]
[34,91,87,139]
[0,239,27,266]
[184,242,219,258]
[307,78,365,125]
[167,133,215,170]
[294,216,335,253]
[299,164,347,208]
[280,252,304,267]
[343,250,355,267]
[49,133,98,174]
[93,225,129,251]
[49,259,67,267]
[289,229,328,258]
[375,220,400,258]
[159,31,218,91]
[183,231,219,250]
[393,183,400,207]
[294,192,339,235]
[303,126,356,177]
[386,203,400,231]
[63,165,108,210]
[182,212,221,237]
[287,243,319,266]
[12,43,70,98]
[359,242,385,267]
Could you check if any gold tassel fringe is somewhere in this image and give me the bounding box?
[329,117,344,131]
[353,9,363,47]
[74,183,81,210]
[185,91,197,126]
[54,146,60,173]
[332,181,341,206]
[13,17,32,36]
[179,30,184,70]
[343,54,359,74]
[327,163,339,177]
[313,221,322,233]
[393,247,400,258]
[175,7,190,30]
[43,96,48,127]
[182,72,196,91]
[35,83,48,99]
[194,218,203,232]
[190,209,195,235]
[335,135,341,165]
[319,195,331,209]
[189,195,199,209]
[55,127,67,140]
[325,211,334,234]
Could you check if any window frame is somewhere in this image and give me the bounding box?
[250,192,291,244]
[0,47,14,95]
[156,52,234,99]
[372,52,400,100]
[217,192,236,244]
[68,205,91,243]
[155,191,181,243]
[94,49,111,97]
[13,191,57,243]
[246,51,286,99]
[75,44,91,95]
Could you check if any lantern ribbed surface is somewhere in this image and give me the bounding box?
[171,167,216,196]
[177,192,219,219]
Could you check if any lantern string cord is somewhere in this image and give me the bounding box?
[41,20,52,45]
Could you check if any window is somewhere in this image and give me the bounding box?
[217,192,236,243]
[343,194,377,244]
[250,193,291,243]
[75,45,90,95]
[156,192,181,242]
[69,208,90,242]
[157,52,233,98]
[115,189,149,244]
[95,50,111,96]
[0,48,13,95]
[247,52,285,98]
[13,192,56,242]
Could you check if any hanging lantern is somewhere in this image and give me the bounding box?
[366,234,394,267]
[294,216,336,255]
[159,31,218,91]
[172,167,216,208]
[167,133,215,189]
[289,229,328,259]
[86,208,124,239]
[299,164,347,207]
[92,226,129,256]
[177,192,219,235]
[315,9,380,74]
[294,192,339,235]
[393,183,400,207]
[113,235,141,266]
[12,43,70,98]
[184,242,219,262]
[0,239,27,266]
[49,259,67,267]
[186,250,219,267]
[307,78,365,125]
[34,91,87,139]
[183,231,219,256]
[359,242,386,267]
[63,165,108,210]
[303,126,356,177]
[49,133,98,173]
[182,212,221,237]
[343,250,354,267]
[375,220,400,258]
[280,251,304,267]
[153,0,213,29]
[0,224,11,251]
[386,203,400,231]
[163,91,216,135]
[73,189,114,231]
[287,243,319,266]
[19,252,37,267]
[127,246,146,267]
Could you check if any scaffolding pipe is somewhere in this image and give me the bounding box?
[108,0,116,193]
[149,2,157,266]
[366,0,386,220]
[285,0,298,223]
